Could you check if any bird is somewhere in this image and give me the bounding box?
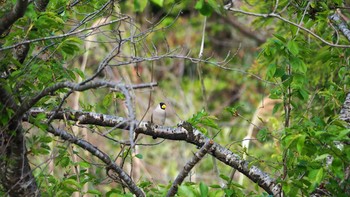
[151,102,166,126]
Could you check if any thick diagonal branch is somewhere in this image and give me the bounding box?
[167,139,214,197]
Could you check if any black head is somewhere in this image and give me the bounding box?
[159,102,166,110]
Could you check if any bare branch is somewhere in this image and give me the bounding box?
[12,81,157,122]
[109,52,276,84]
[329,12,350,43]
[221,16,266,45]
[25,109,282,196]
[0,17,129,52]
[340,92,350,125]
[224,5,350,48]
[34,0,49,12]
[45,124,145,197]
[166,139,214,197]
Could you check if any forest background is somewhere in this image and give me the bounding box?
[1,0,350,196]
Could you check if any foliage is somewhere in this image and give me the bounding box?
[0,0,350,196]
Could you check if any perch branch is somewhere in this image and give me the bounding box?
[25,109,282,196]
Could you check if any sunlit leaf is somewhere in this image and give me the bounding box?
[287,40,299,56]
[134,0,148,12]
[199,182,208,197]
[150,0,163,7]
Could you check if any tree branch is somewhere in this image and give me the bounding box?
[45,125,145,197]
[0,87,40,196]
[0,123,40,196]
[340,92,350,124]
[224,4,350,48]
[166,139,214,197]
[0,17,129,52]
[34,0,49,12]
[25,109,282,196]
[0,0,29,35]
[12,81,157,123]
[221,16,266,45]
[329,12,350,43]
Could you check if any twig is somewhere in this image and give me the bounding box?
[295,1,311,36]
[224,6,350,48]
[166,139,214,197]
[0,17,129,52]
[13,81,156,123]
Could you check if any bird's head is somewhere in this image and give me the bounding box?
[159,102,166,110]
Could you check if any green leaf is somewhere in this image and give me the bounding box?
[77,161,91,168]
[257,128,268,142]
[199,182,208,197]
[209,184,221,188]
[296,88,309,101]
[274,67,285,78]
[62,179,81,191]
[106,188,122,196]
[269,88,282,99]
[40,136,52,143]
[135,153,143,159]
[178,185,196,197]
[224,189,234,196]
[115,92,125,100]
[139,181,152,188]
[338,67,347,79]
[273,34,287,43]
[200,116,219,129]
[150,0,163,7]
[297,134,305,153]
[228,181,245,189]
[102,93,113,107]
[87,189,102,195]
[281,74,293,87]
[338,129,350,139]
[219,174,230,182]
[314,154,330,161]
[188,110,219,130]
[290,56,307,73]
[272,102,282,114]
[134,0,148,12]
[73,68,85,79]
[225,106,238,116]
[207,0,223,15]
[195,0,213,16]
[195,0,204,10]
[266,63,277,79]
[287,40,299,56]
[308,168,324,185]
[57,37,82,59]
